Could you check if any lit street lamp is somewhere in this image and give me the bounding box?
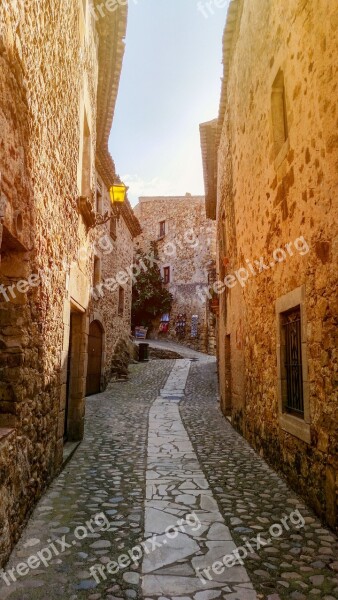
[109,182,127,205]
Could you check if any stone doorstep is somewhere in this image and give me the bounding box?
[0,427,15,444]
[62,441,81,468]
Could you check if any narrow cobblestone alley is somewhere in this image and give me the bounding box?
[1,2,337,599]
[1,353,337,600]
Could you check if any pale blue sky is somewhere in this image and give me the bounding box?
[109,0,229,205]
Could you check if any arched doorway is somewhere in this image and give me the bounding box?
[86,320,103,396]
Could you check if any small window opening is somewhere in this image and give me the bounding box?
[163,266,170,284]
[271,70,288,157]
[110,216,117,240]
[118,286,125,316]
[93,256,101,287]
[159,221,166,238]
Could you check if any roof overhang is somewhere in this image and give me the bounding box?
[199,119,219,221]
[218,0,242,133]
[94,2,141,238]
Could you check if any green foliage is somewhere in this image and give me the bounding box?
[132,244,173,328]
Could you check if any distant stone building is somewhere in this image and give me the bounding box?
[133,195,216,354]
[201,0,338,528]
[0,0,139,566]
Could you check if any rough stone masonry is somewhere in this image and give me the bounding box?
[200,0,338,530]
[134,195,217,355]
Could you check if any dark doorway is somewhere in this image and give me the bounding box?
[86,320,103,396]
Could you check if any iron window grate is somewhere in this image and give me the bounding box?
[282,307,304,417]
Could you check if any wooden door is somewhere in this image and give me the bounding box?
[86,321,103,396]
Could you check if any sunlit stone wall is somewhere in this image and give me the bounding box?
[216,0,337,529]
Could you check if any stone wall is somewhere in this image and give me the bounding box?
[216,0,338,528]
[0,0,91,566]
[0,0,133,566]
[89,179,136,388]
[134,195,216,354]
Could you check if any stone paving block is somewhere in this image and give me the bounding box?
[142,360,254,598]
[142,575,225,596]
[143,532,200,573]
[3,354,337,600]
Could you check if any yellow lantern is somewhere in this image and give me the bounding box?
[109,182,127,204]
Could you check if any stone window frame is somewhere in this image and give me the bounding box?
[276,285,310,444]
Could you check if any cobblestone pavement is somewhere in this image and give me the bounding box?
[2,352,338,600]
[1,360,173,600]
[145,340,215,362]
[142,359,255,600]
[181,360,338,600]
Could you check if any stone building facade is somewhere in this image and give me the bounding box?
[201,0,338,529]
[88,176,140,394]
[134,195,216,354]
[0,0,140,566]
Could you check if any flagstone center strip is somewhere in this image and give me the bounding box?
[142,359,257,600]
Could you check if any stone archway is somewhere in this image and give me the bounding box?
[86,319,104,396]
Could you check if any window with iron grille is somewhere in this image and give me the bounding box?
[281,306,304,417]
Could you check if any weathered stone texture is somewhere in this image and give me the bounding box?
[0,0,89,567]
[0,0,136,566]
[134,195,216,354]
[215,0,338,528]
[89,182,136,387]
